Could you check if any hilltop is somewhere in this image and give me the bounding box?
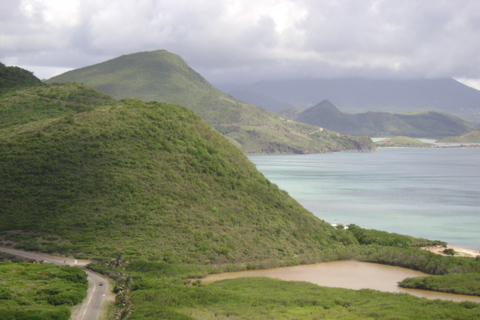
[0,82,116,131]
[279,100,474,138]
[0,95,353,263]
[46,50,375,154]
[0,62,43,93]
[224,78,480,123]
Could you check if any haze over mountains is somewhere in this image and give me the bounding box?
[46,50,374,154]
[280,100,474,138]
[223,78,480,124]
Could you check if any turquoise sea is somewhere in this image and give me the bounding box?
[248,148,480,250]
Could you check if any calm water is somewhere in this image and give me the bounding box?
[248,148,480,250]
[203,261,480,302]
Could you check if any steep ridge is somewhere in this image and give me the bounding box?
[46,50,375,153]
[0,98,353,263]
[281,100,474,138]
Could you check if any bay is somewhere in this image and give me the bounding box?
[248,148,480,250]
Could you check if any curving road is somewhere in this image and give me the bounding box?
[0,247,110,320]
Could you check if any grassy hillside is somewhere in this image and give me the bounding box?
[0,82,116,130]
[376,136,432,147]
[0,262,87,320]
[0,98,355,263]
[0,62,43,92]
[438,126,480,143]
[46,50,375,153]
[281,100,474,138]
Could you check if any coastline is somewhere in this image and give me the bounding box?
[422,245,480,258]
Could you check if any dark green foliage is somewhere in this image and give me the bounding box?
[0,63,43,92]
[400,273,480,296]
[443,248,456,255]
[128,276,480,320]
[0,99,351,262]
[0,263,87,320]
[347,225,446,249]
[347,224,413,247]
[46,50,375,153]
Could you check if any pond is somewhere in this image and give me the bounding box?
[203,261,480,303]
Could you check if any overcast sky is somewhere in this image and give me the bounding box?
[1,0,480,88]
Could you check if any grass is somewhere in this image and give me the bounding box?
[0,97,359,263]
[438,126,480,143]
[0,62,43,92]
[0,82,116,130]
[3,65,480,319]
[0,262,88,320]
[110,263,480,320]
[399,273,480,296]
[45,50,376,154]
[375,136,432,147]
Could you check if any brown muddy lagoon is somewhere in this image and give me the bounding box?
[203,261,480,303]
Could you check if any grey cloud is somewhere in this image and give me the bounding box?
[1,0,479,85]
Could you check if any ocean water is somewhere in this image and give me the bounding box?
[248,148,480,250]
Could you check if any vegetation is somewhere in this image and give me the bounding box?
[0,262,87,320]
[230,78,480,123]
[375,136,432,147]
[347,224,444,248]
[399,273,480,296]
[0,82,116,130]
[279,100,474,138]
[3,64,480,319]
[438,126,480,143]
[86,253,480,320]
[45,51,375,154]
[0,96,360,262]
[0,62,43,93]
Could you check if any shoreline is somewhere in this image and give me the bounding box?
[421,245,480,258]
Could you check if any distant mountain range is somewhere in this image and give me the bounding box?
[46,50,374,154]
[279,100,474,138]
[222,78,480,124]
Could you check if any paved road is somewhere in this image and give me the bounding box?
[0,247,109,320]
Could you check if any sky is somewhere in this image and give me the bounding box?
[1,0,480,89]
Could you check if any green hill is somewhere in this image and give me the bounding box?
[0,82,116,130]
[0,62,43,93]
[46,50,375,154]
[438,126,480,143]
[280,100,474,138]
[0,98,354,263]
[376,136,432,147]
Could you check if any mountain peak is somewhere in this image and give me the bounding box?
[312,100,340,112]
[45,50,375,154]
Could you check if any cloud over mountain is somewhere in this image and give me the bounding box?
[1,0,479,85]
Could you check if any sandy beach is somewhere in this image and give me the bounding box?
[422,245,480,258]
